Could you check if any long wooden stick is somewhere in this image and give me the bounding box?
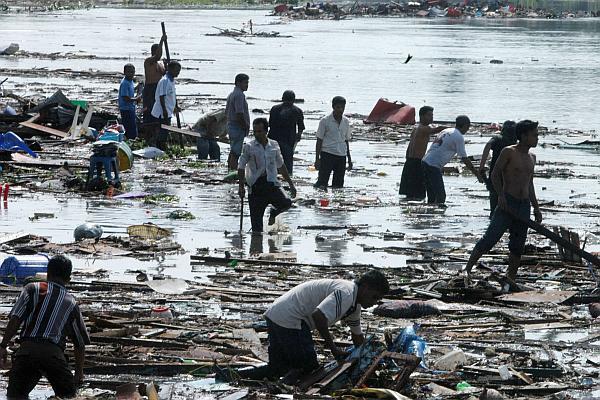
[506,208,600,268]
[239,195,244,232]
[161,22,183,140]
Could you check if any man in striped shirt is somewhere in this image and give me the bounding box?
[217,270,389,384]
[0,255,90,399]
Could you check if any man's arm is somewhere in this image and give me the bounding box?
[346,141,353,170]
[479,140,493,174]
[462,157,483,183]
[159,95,168,119]
[235,113,247,131]
[315,138,323,170]
[238,168,246,199]
[277,164,297,198]
[296,110,305,142]
[73,346,85,384]
[491,149,510,210]
[432,126,448,134]
[0,316,22,367]
[529,155,542,223]
[312,309,348,359]
[150,35,165,63]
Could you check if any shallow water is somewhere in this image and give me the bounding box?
[1,9,600,129]
[1,9,600,279]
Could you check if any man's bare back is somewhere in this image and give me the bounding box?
[144,57,165,85]
[406,123,433,159]
[494,145,535,200]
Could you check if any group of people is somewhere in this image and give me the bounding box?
[118,36,181,149]
[399,106,542,282]
[4,91,543,400]
[0,256,390,398]
[229,74,352,233]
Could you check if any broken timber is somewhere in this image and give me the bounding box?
[507,209,600,268]
[19,121,68,138]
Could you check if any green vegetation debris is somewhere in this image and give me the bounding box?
[143,193,180,205]
[167,210,196,220]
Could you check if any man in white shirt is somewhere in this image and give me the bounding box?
[421,115,483,205]
[150,61,181,150]
[314,96,353,189]
[216,270,389,384]
[238,118,297,232]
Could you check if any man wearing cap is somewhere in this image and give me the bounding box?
[268,90,305,174]
[464,120,542,283]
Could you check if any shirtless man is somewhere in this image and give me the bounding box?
[464,120,542,282]
[399,106,446,199]
[143,35,166,122]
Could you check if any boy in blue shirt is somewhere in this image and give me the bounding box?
[119,63,140,140]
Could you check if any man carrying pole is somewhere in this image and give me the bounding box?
[463,120,542,282]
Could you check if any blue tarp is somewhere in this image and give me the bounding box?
[0,131,38,158]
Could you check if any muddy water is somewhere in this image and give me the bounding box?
[1,9,600,280]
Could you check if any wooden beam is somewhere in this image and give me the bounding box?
[19,121,68,138]
[161,124,201,138]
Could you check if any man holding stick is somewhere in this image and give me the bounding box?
[464,120,542,282]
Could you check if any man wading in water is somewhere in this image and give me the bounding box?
[463,120,542,287]
[399,106,446,200]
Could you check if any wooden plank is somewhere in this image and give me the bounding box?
[161,124,201,138]
[0,231,28,245]
[90,335,188,349]
[19,121,68,138]
[507,208,600,268]
[498,291,577,305]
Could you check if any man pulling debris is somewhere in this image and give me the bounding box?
[464,120,542,285]
[399,106,446,200]
[0,255,90,399]
[238,118,296,232]
[421,115,483,205]
[217,270,389,384]
[142,35,166,122]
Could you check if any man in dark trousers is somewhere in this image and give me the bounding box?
[226,73,250,170]
[268,90,305,174]
[421,115,483,205]
[118,63,141,140]
[142,35,166,122]
[399,106,446,200]
[150,61,181,150]
[314,96,352,189]
[216,269,389,384]
[0,255,90,399]
[238,118,297,233]
[464,120,542,284]
[478,120,517,217]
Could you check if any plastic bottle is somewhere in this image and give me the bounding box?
[456,381,471,392]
